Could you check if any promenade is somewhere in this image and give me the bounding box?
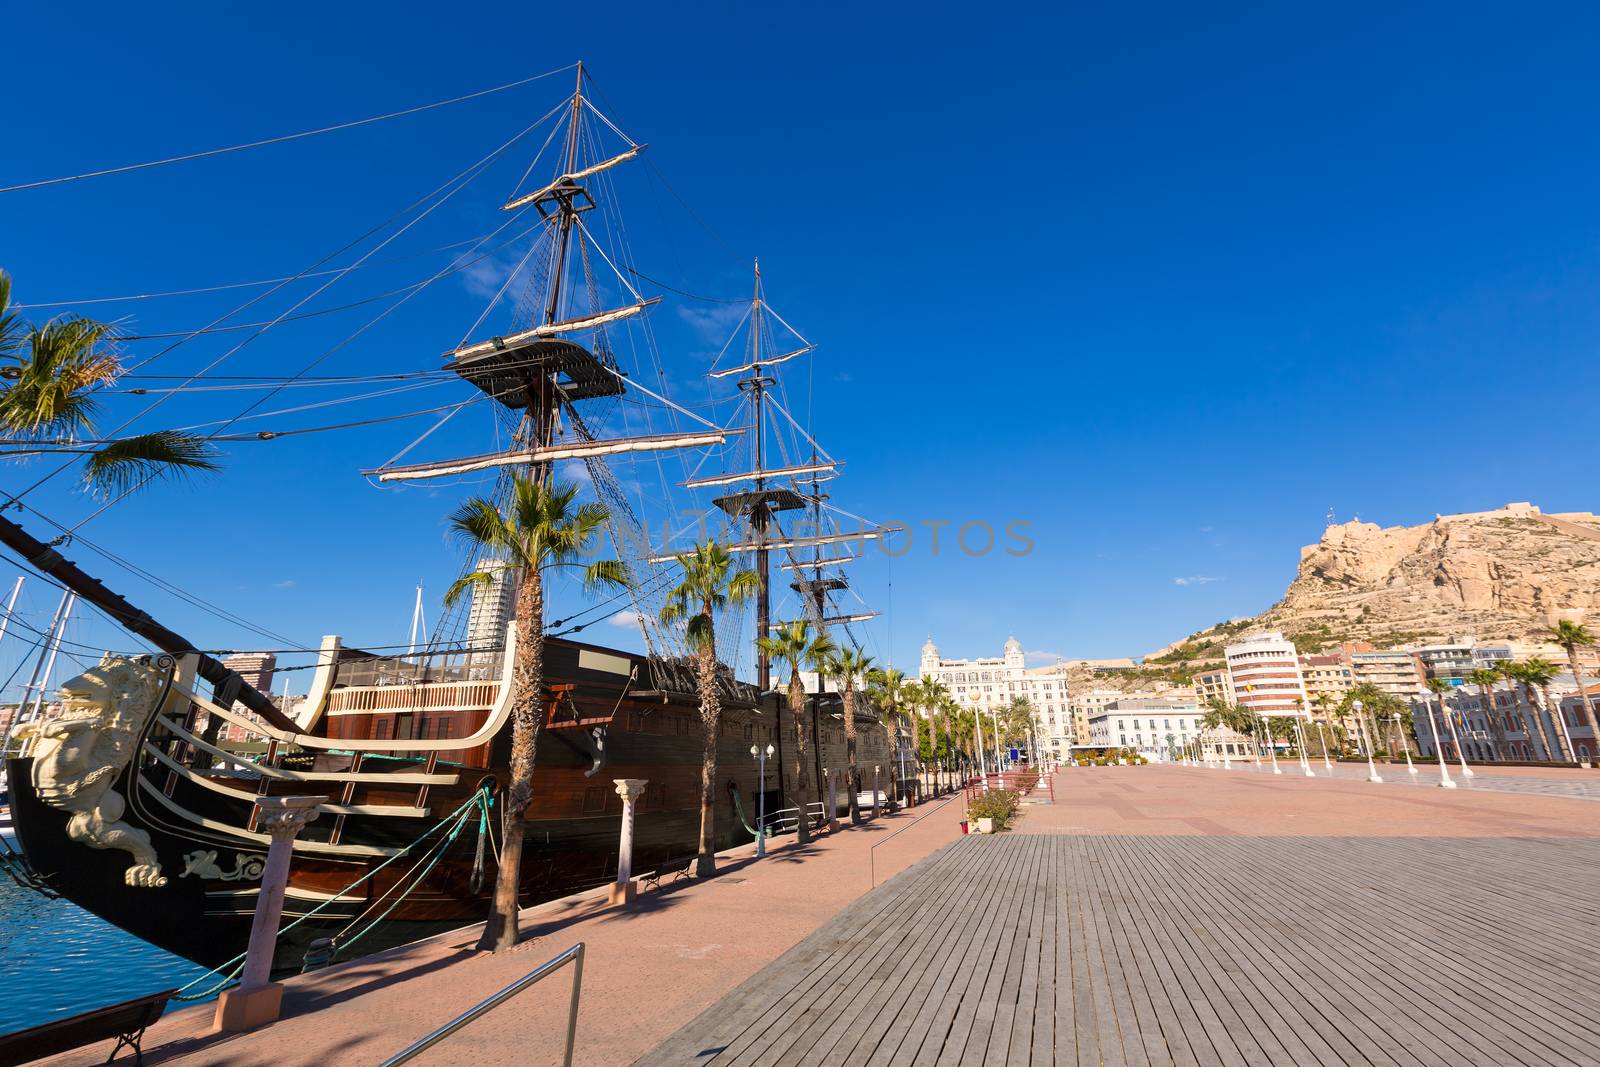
[645,765,1600,1065]
[43,795,968,1066]
[46,764,1600,1066]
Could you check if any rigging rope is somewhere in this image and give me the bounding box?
[0,64,579,195]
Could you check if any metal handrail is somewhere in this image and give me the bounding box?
[376,942,585,1067]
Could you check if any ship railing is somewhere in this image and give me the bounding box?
[377,942,585,1067]
[324,680,501,714]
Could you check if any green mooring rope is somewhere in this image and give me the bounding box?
[173,786,494,1001]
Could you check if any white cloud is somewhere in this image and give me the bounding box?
[609,609,641,628]
[1173,575,1222,587]
[1025,649,1065,665]
[460,252,523,301]
[274,579,296,589]
[677,304,748,351]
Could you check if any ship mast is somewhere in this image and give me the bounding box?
[745,262,773,690]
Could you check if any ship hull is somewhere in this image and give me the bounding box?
[8,637,901,976]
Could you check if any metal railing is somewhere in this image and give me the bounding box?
[376,942,585,1066]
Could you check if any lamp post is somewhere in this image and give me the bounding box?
[1354,699,1382,782]
[1314,719,1334,775]
[975,711,989,791]
[1423,698,1455,789]
[1393,712,1417,777]
[1292,718,1315,777]
[751,743,774,858]
[1440,698,1474,778]
[1263,717,1283,775]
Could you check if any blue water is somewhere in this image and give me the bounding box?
[0,873,212,1035]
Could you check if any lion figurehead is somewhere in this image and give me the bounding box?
[26,653,171,888]
[55,654,165,732]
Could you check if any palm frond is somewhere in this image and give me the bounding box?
[83,431,219,498]
[449,497,520,562]
[0,317,122,436]
[442,570,497,610]
[582,557,629,594]
[0,271,22,361]
[685,612,715,653]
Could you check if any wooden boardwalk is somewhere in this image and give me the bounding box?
[638,834,1600,1066]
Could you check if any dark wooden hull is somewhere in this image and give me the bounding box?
[8,637,900,976]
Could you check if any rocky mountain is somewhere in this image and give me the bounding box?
[1147,502,1600,666]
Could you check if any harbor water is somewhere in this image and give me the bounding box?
[0,874,210,1035]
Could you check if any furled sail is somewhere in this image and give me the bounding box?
[681,460,839,490]
[370,429,736,482]
[647,527,898,564]
[448,298,659,362]
[502,145,648,211]
[707,345,815,380]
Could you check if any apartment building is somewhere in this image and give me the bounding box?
[1224,631,1310,718]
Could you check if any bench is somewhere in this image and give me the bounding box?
[0,987,175,1066]
[641,855,695,892]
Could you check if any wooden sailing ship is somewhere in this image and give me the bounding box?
[3,64,903,974]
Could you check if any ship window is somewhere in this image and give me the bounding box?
[582,786,607,814]
[375,720,391,740]
[744,723,754,740]
[437,719,452,740]
[626,710,645,732]
[644,782,667,811]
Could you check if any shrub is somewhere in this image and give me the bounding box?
[967,788,1022,830]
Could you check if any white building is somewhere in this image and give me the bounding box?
[1087,696,1204,761]
[1224,631,1310,718]
[919,637,1071,759]
[465,557,518,677]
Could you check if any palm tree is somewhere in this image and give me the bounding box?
[1553,621,1599,762]
[916,678,950,793]
[1501,661,1554,760]
[756,620,836,844]
[1339,684,1400,757]
[866,666,907,802]
[826,645,874,824]
[941,696,960,789]
[660,540,758,875]
[0,270,216,494]
[1468,667,1506,760]
[443,475,626,951]
[1521,657,1565,761]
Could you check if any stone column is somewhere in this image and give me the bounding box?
[215,795,324,1033]
[872,766,881,817]
[609,778,647,906]
[825,769,840,832]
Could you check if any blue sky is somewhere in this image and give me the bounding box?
[3,3,1600,694]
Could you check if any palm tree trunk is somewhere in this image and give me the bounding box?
[843,688,860,825]
[1565,645,1600,762]
[694,609,722,876]
[1523,684,1554,761]
[479,566,544,952]
[1538,684,1568,762]
[789,670,812,844]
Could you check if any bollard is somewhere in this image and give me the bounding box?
[872,766,881,818]
[609,778,647,905]
[825,769,840,832]
[215,795,325,1033]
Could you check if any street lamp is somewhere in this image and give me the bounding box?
[750,743,774,858]
[1354,699,1382,782]
[1262,716,1283,775]
[1439,697,1474,779]
[1392,712,1418,777]
[1422,698,1455,790]
[1313,718,1334,775]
